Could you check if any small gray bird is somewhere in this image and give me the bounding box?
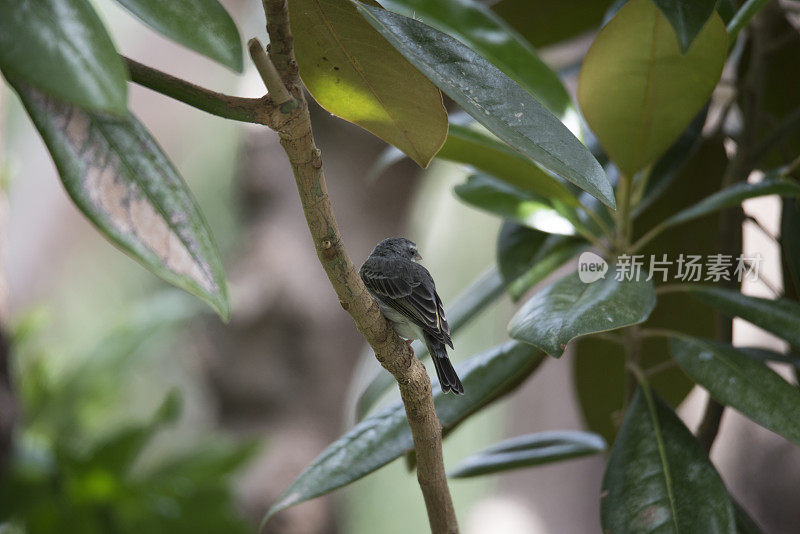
[360,237,464,395]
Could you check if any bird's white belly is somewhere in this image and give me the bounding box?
[378,303,423,340]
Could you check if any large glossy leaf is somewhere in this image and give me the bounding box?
[0,0,127,115]
[264,341,545,522]
[289,0,447,167]
[455,175,576,235]
[449,430,606,478]
[681,286,800,346]
[575,138,725,444]
[11,82,229,319]
[355,2,616,209]
[355,266,505,419]
[601,387,736,533]
[578,0,726,177]
[670,336,800,445]
[492,0,614,49]
[496,221,586,301]
[657,179,800,233]
[114,0,243,72]
[378,0,572,118]
[651,0,718,53]
[509,270,656,357]
[439,124,578,204]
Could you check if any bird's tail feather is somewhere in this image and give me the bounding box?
[424,333,464,395]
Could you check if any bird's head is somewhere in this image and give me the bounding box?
[372,237,422,261]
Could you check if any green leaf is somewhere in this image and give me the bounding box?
[496,222,586,301]
[355,266,505,419]
[449,430,606,478]
[113,0,243,72]
[355,2,616,209]
[264,341,545,523]
[782,197,800,296]
[439,124,578,205]
[651,0,718,53]
[654,178,800,234]
[601,387,736,533]
[578,0,727,177]
[492,0,614,49]
[0,0,127,115]
[681,286,800,346]
[509,270,657,357]
[455,175,576,235]
[10,82,230,320]
[378,0,572,118]
[727,0,771,42]
[669,336,800,445]
[288,0,447,167]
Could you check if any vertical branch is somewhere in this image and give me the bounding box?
[0,89,13,480]
[256,1,459,531]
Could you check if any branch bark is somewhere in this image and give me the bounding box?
[253,1,459,531]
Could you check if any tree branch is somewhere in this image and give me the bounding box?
[124,57,270,124]
[255,1,459,532]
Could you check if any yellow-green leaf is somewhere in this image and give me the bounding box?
[289,0,447,167]
[577,0,727,177]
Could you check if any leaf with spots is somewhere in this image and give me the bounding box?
[602,385,736,533]
[10,81,229,320]
[669,336,800,446]
[288,0,447,167]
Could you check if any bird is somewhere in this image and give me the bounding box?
[359,237,464,395]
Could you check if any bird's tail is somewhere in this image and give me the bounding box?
[424,333,464,395]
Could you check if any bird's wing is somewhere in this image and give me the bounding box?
[360,259,449,344]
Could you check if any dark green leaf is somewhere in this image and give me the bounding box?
[682,286,800,346]
[355,266,505,419]
[739,346,800,369]
[782,197,800,296]
[264,341,545,522]
[455,175,575,235]
[509,270,656,357]
[633,108,707,217]
[670,336,800,445]
[355,2,616,209]
[578,0,726,177]
[651,0,718,53]
[492,0,614,49]
[656,179,800,233]
[114,0,243,72]
[496,222,586,300]
[727,0,772,42]
[439,124,578,205]
[449,430,606,478]
[10,82,230,319]
[0,0,127,115]
[601,387,736,533]
[290,0,447,167]
[378,0,572,118]
[576,137,725,445]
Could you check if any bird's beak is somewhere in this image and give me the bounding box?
[414,252,423,261]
